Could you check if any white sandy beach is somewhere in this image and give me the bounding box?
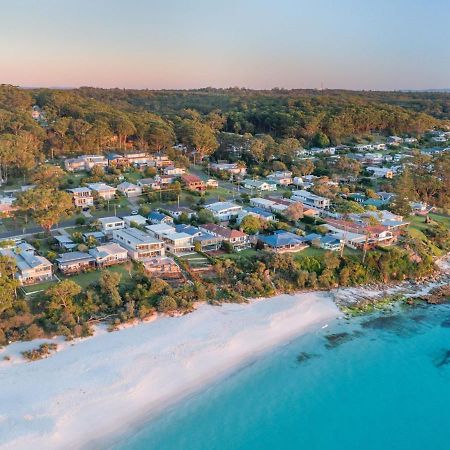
[0,291,339,450]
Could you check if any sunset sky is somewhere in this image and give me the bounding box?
[1,0,449,90]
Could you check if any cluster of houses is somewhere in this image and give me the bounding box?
[64,152,176,172]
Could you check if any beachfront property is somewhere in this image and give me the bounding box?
[243,179,277,191]
[87,183,117,200]
[68,187,94,208]
[175,224,222,252]
[116,182,142,197]
[205,201,243,221]
[291,190,330,209]
[142,256,181,277]
[259,230,308,254]
[97,216,125,235]
[181,174,205,192]
[162,232,195,254]
[303,233,343,251]
[112,227,165,261]
[0,243,53,285]
[199,223,252,251]
[89,243,129,267]
[55,251,95,274]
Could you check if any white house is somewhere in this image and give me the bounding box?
[122,215,148,227]
[87,183,116,200]
[291,190,330,209]
[89,243,128,267]
[117,182,142,197]
[205,201,243,221]
[163,166,185,176]
[97,216,125,234]
[243,179,277,191]
[266,171,293,186]
[68,187,94,208]
[162,232,194,254]
[112,227,165,261]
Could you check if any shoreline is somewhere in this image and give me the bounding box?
[0,291,339,450]
[1,255,448,450]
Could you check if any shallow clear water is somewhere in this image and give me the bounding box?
[114,301,450,450]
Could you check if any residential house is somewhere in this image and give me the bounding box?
[87,183,116,200]
[366,166,394,179]
[205,201,243,222]
[148,211,174,225]
[98,216,125,235]
[83,155,108,170]
[137,178,160,190]
[291,190,330,209]
[243,179,277,191]
[68,187,94,208]
[154,174,175,186]
[55,251,95,274]
[145,223,176,240]
[303,233,343,251]
[117,182,142,197]
[112,227,165,261]
[237,207,276,224]
[89,243,129,267]
[143,256,181,277]
[199,223,252,251]
[205,179,219,188]
[122,215,148,227]
[0,243,53,285]
[163,166,185,176]
[181,174,205,191]
[259,230,307,254]
[163,232,194,254]
[266,171,293,186]
[175,224,221,252]
[82,231,106,244]
[210,162,247,177]
[64,157,87,172]
[163,206,196,220]
[54,235,78,251]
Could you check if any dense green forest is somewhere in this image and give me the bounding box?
[1,85,449,165]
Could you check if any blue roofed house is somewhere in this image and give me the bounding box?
[148,211,174,225]
[303,233,343,251]
[259,230,307,254]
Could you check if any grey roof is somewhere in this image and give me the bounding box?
[56,252,94,264]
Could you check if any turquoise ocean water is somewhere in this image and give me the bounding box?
[114,301,450,450]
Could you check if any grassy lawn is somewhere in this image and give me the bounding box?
[216,249,259,260]
[61,264,133,288]
[21,279,59,295]
[406,213,447,256]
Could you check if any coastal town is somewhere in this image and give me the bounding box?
[0,85,448,347]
